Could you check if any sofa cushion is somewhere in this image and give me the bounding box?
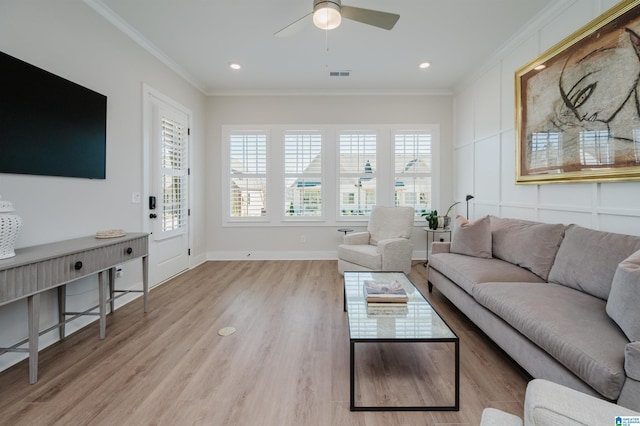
[472,282,628,400]
[450,215,492,259]
[337,244,381,270]
[429,253,544,296]
[548,225,640,300]
[490,216,565,280]
[607,249,640,342]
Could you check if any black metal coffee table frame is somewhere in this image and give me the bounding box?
[343,271,460,412]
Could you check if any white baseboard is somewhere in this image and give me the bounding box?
[189,253,208,268]
[206,250,427,261]
[207,250,338,260]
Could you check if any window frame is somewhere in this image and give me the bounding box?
[393,130,434,217]
[283,129,325,221]
[223,127,271,223]
[337,129,378,219]
[222,124,440,227]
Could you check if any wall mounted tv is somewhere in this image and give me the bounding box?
[0,51,107,179]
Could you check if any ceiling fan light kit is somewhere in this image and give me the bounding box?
[274,0,399,37]
[313,0,342,30]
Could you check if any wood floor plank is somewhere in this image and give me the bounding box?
[0,260,530,425]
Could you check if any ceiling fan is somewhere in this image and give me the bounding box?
[274,0,400,37]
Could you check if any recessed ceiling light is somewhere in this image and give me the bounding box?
[229,63,241,70]
[534,64,546,71]
[419,61,431,69]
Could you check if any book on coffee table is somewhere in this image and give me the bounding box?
[366,303,409,317]
[363,279,408,303]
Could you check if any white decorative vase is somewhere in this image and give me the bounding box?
[0,195,23,260]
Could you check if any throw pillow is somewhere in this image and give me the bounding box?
[606,249,640,342]
[490,216,565,280]
[450,215,492,259]
[549,225,640,300]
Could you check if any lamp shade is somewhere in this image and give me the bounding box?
[313,1,342,29]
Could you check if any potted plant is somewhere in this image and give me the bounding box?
[421,209,439,230]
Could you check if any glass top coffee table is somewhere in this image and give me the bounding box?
[343,271,459,411]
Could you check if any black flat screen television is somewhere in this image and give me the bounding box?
[0,51,107,179]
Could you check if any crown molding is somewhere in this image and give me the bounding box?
[83,0,208,94]
[453,0,576,95]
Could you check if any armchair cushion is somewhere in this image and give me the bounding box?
[337,244,381,270]
[367,206,414,245]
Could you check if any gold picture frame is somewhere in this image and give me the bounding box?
[516,0,640,184]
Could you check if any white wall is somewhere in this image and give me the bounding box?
[0,0,207,371]
[453,0,640,236]
[206,95,454,260]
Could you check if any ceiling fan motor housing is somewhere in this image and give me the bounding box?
[313,0,342,29]
[313,0,342,10]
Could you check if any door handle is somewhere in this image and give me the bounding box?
[149,213,157,219]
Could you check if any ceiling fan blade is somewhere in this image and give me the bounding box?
[340,5,399,30]
[274,12,313,37]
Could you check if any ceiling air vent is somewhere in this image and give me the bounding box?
[329,71,350,77]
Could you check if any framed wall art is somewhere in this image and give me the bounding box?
[516,0,640,183]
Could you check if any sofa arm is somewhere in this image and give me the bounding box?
[431,242,451,254]
[524,379,640,425]
[378,238,413,273]
[618,342,640,411]
[343,231,370,245]
[625,341,640,380]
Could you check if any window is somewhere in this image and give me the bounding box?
[339,132,376,216]
[223,124,439,226]
[228,132,268,218]
[284,132,322,217]
[394,132,432,215]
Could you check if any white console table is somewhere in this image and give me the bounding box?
[0,232,149,384]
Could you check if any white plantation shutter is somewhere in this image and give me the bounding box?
[229,132,268,217]
[339,132,376,216]
[284,132,322,217]
[160,115,188,235]
[394,132,432,214]
[222,124,438,225]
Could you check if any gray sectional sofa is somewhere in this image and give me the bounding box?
[427,215,640,411]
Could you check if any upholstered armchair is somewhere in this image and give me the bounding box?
[337,206,415,275]
[480,379,640,426]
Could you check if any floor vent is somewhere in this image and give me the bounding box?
[330,71,350,77]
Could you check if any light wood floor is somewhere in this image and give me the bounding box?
[0,261,531,425]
